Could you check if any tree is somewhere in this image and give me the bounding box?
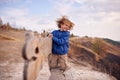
[0,17,3,26]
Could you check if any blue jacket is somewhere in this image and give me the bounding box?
[51,30,70,55]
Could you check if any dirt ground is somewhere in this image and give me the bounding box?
[0,30,117,80]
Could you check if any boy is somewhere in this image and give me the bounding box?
[48,16,74,72]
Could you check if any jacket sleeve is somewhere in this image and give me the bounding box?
[52,36,69,45]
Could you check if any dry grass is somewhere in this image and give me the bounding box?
[70,39,101,61]
[69,37,120,80]
[0,34,19,41]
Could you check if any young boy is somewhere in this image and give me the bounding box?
[48,16,74,72]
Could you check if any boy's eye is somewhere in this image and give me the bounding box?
[61,22,64,25]
[65,24,69,27]
[61,22,69,27]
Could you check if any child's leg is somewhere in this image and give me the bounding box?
[59,54,69,71]
[48,54,59,70]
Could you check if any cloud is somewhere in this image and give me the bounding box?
[50,0,120,40]
[3,8,28,17]
[25,0,33,3]
[74,0,120,12]
[1,7,56,33]
[71,12,120,40]
[0,0,17,4]
[52,0,120,14]
[0,0,120,40]
[1,8,28,24]
[0,0,33,4]
[50,0,74,15]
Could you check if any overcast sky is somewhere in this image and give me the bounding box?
[0,0,120,41]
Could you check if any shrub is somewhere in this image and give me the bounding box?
[92,38,104,55]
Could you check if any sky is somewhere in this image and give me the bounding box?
[0,0,120,41]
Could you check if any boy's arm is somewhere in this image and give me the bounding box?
[52,35,69,45]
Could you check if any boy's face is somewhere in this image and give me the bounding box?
[60,22,70,31]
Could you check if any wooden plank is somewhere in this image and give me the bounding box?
[22,31,52,80]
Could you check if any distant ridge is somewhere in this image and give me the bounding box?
[103,38,120,48]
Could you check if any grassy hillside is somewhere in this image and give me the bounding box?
[69,37,120,80]
[103,38,120,48]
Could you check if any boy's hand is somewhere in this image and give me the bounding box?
[48,34,53,38]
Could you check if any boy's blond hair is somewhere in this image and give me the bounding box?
[56,16,74,30]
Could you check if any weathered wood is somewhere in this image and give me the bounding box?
[22,31,52,80]
[39,38,52,57]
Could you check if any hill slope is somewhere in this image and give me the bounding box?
[69,37,120,80]
[0,27,118,80]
